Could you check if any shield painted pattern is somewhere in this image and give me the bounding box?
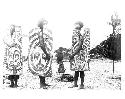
[4,44,23,75]
[28,28,53,77]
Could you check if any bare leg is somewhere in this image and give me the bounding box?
[39,76,50,89]
[14,75,19,87]
[10,79,14,87]
[8,75,14,88]
[69,71,79,88]
[79,71,85,89]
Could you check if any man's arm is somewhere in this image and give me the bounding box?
[40,45,50,61]
[72,40,82,56]
[70,36,83,59]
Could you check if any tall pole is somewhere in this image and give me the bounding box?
[112,19,115,74]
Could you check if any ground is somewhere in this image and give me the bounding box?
[3,59,121,90]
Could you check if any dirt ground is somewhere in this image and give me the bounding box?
[3,59,121,90]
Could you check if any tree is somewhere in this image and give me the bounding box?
[107,14,121,73]
[89,14,121,74]
[54,47,70,63]
[90,33,121,74]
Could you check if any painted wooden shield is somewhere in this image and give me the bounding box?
[28,28,52,77]
[4,44,23,75]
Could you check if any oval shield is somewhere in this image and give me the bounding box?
[5,44,22,75]
[28,46,52,77]
[28,27,53,77]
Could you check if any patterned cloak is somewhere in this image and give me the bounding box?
[70,28,90,71]
[3,26,23,75]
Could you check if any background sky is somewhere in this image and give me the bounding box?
[0,0,123,54]
[0,0,124,65]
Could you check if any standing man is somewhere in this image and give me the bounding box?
[69,21,90,89]
[3,25,23,88]
[28,19,53,89]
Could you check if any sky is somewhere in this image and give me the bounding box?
[0,0,123,55]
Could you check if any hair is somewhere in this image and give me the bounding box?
[74,21,84,30]
[37,19,48,30]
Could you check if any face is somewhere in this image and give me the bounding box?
[72,35,79,44]
[74,24,80,30]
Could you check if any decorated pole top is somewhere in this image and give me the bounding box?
[110,14,121,26]
[108,13,121,35]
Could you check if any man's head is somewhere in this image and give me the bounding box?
[10,25,15,37]
[74,21,84,30]
[37,19,48,30]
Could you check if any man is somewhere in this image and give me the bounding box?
[3,25,23,88]
[28,19,53,89]
[69,21,90,89]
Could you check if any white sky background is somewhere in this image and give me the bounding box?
[0,0,125,98]
[0,0,123,53]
